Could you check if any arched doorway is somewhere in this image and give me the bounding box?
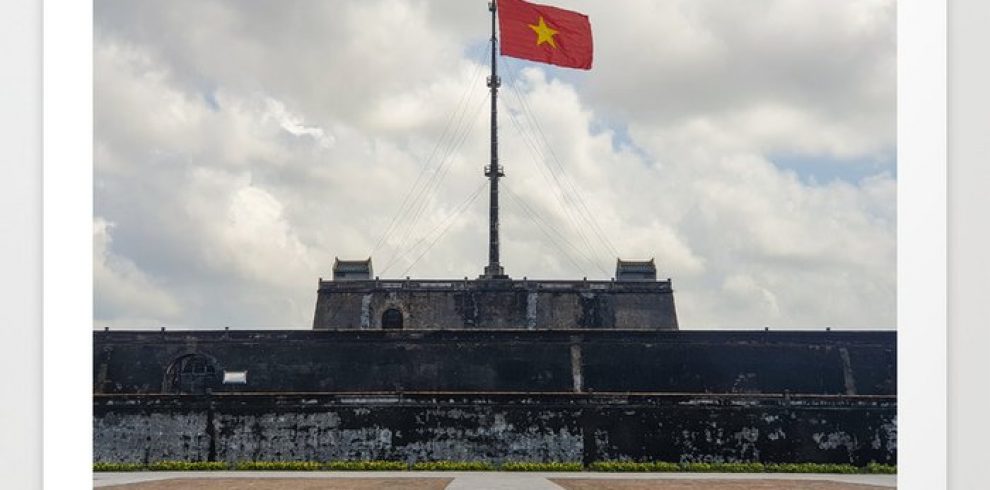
[164,354,221,394]
[382,308,403,330]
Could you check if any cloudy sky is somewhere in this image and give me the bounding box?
[94,0,896,330]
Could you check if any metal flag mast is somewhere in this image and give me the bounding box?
[483,0,507,279]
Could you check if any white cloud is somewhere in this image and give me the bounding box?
[94,218,181,328]
[94,0,896,329]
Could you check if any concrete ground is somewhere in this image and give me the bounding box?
[94,472,896,489]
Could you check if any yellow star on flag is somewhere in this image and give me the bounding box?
[528,16,559,48]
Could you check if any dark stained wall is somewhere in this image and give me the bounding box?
[94,393,896,466]
[93,330,896,396]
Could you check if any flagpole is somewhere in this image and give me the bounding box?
[483,0,506,279]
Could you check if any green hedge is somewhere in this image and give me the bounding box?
[323,460,408,471]
[864,462,898,474]
[500,461,583,472]
[590,461,895,474]
[232,461,322,471]
[764,463,858,474]
[93,460,897,474]
[410,461,496,471]
[681,462,770,473]
[93,461,228,472]
[587,461,680,472]
[93,463,146,472]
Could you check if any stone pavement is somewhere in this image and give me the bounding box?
[93,471,896,489]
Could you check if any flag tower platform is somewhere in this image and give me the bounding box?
[92,0,896,469]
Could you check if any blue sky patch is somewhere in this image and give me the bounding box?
[769,150,896,185]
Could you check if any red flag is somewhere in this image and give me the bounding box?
[497,0,593,70]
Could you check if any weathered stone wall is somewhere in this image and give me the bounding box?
[311,279,678,330]
[93,393,896,465]
[93,330,896,396]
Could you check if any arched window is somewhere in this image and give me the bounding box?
[382,308,403,330]
[165,354,220,394]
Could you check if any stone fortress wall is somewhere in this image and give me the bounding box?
[93,329,896,465]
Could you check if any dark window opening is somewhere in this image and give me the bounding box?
[165,354,221,394]
[382,308,403,330]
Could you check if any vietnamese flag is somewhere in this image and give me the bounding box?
[497,0,593,70]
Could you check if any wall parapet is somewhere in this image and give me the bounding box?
[93,330,896,396]
[316,278,674,293]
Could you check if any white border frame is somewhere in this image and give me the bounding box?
[897,0,947,488]
[42,0,946,487]
[948,1,990,487]
[1,0,42,487]
[43,0,93,487]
